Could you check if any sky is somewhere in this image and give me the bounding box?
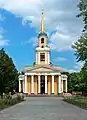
[0,0,84,72]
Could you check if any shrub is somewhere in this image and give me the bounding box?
[11,98,18,105]
[0,94,24,110]
[63,96,87,109]
[16,95,22,101]
[6,95,12,100]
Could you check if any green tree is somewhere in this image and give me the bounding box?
[68,72,83,93]
[69,0,87,94]
[81,62,87,92]
[0,48,18,98]
[77,0,87,31]
[72,33,87,62]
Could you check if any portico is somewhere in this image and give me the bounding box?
[19,72,67,95]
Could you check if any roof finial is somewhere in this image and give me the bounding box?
[41,9,44,33]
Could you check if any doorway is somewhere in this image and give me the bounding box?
[40,75,45,94]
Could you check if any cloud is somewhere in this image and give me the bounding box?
[0,14,5,21]
[49,29,79,51]
[0,5,6,21]
[0,0,83,51]
[64,62,84,73]
[54,57,67,62]
[0,35,9,46]
[0,27,5,33]
[0,27,9,46]
[0,6,8,46]
[73,62,84,70]
[0,40,9,46]
[21,37,37,47]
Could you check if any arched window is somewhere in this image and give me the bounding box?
[41,38,44,43]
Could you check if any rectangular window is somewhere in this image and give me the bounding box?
[40,53,45,61]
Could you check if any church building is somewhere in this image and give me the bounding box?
[19,10,67,95]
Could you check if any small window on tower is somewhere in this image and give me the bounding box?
[40,53,45,61]
[41,38,44,43]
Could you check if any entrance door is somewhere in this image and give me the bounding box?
[41,75,45,94]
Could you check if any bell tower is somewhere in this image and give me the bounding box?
[35,9,50,65]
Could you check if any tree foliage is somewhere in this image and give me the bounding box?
[81,62,87,92]
[0,48,18,97]
[77,0,87,31]
[72,33,87,62]
[68,72,83,93]
[70,0,87,94]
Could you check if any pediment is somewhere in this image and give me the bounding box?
[32,67,54,72]
[27,66,57,73]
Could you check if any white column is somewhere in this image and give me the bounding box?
[23,80,25,93]
[48,52,50,64]
[58,75,61,93]
[65,80,67,92]
[19,80,21,92]
[31,76,34,94]
[61,80,63,93]
[45,75,47,94]
[25,75,27,93]
[38,52,40,64]
[38,75,41,94]
[36,53,38,64]
[52,75,54,94]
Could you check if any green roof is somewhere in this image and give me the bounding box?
[38,32,48,38]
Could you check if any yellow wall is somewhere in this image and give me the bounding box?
[27,75,59,95]
[54,76,58,95]
[34,76,38,94]
[48,76,58,95]
[47,76,51,95]
[27,76,31,94]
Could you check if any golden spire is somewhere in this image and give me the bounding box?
[41,9,44,33]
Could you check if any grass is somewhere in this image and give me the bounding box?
[63,96,87,109]
[0,95,25,110]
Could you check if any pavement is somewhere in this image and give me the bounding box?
[0,97,87,120]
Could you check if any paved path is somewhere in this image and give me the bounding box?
[0,97,87,120]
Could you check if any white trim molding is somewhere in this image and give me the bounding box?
[25,72,61,76]
[19,75,24,81]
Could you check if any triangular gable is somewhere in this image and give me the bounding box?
[32,67,54,72]
[26,66,58,72]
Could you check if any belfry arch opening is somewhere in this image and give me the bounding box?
[41,38,44,43]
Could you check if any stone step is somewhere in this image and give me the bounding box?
[26,94,59,97]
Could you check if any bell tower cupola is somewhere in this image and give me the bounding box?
[35,9,50,65]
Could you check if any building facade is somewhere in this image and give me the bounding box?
[19,10,67,95]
